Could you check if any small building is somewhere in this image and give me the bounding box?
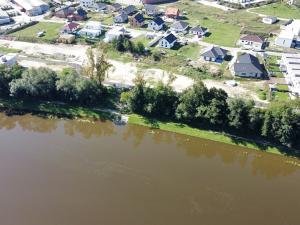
[79,0,95,9]
[233,53,264,78]
[238,34,265,51]
[148,17,164,31]
[201,46,228,63]
[54,6,75,18]
[122,5,137,16]
[190,26,208,37]
[144,4,159,16]
[159,33,177,49]
[170,21,189,33]
[0,9,10,25]
[104,27,128,42]
[110,3,122,12]
[114,12,128,23]
[0,53,17,66]
[262,16,277,24]
[130,13,145,28]
[79,21,102,37]
[13,0,49,16]
[94,2,107,12]
[67,7,87,21]
[61,22,80,34]
[58,34,76,44]
[165,7,179,19]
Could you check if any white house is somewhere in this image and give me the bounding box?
[159,33,177,49]
[79,21,102,37]
[170,21,189,33]
[238,34,265,51]
[275,19,300,48]
[148,17,164,31]
[104,27,128,42]
[0,9,10,25]
[0,53,17,66]
[79,0,95,9]
[114,12,128,23]
[190,26,208,37]
[13,0,49,16]
[262,16,277,24]
[280,54,300,97]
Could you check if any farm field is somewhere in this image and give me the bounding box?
[251,3,300,19]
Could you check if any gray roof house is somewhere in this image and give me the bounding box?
[170,21,189,33]
[110,3,122,12]
[148,17,164,31]
[114,11,128,23]
[144,4,159,16]
[233,53,264,78]
[201,46,228,63]
[190,26,208,36]
[122,5,137,15]
[159,33,177,49]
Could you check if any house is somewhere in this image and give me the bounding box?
[0,9,10,25]
[165,7,180,19]
[114,12,128,23]
[122,5,137,16]
[0,53,17,66]
[58,34,76,44]
[144,4,159,16]
[94,2,107,12]
[79,21,102,37]
[61,22,80,34]
[190,26,208,37]
[233,53,264,78]
[67,7,87,21]
[238,34,265,51]
[201,46,228,63]
[13,0,49,16]
[276,20,300,48]
[170,21,189,33]
[110,3,122,12]
[148,17,164,31]
[159,33,177,49]
[130,13,145,27]
[79,0,95,9]
[104,27,128,42]
[262,16,277,24]
[54,6,75,18]
[280,54,300,96]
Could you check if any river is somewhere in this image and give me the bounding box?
[0,113,299,225]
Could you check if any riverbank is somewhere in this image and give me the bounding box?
[128,114,297,157]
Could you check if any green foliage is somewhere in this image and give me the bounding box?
[0,64,23,95]
[111,37,145,55]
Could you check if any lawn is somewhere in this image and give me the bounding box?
[265,55,284,77]
[11,22,64,43]
[0,46,21,54]
[251,3,300,19]
[128,114,285,155]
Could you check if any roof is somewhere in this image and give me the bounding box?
[171,21,188,30]
[115,12,128,20]
[123,5,137,15]
[234,53,264,74]
[152,17,164,26]
[165,7,179,16]
[144,4,157,11]
[95,2,107,10]
[111,3,122,10]
[64,22,79,30]
[190,25,207,33]
[264,16,277,20]
[240,34,264,43]
[133,13,145,23]
[76,7,87,17]
[163,33,177,44]
[13,0,48,11]
[201,46,228,58]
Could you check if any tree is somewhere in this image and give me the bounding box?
[249,107,265,132]
[127,74,147,114]
[10,67,58,99]
[0,64,23,95]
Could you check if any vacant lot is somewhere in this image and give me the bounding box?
[251,3,300,19]
[11,22,63,43]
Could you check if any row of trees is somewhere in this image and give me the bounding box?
[122,76,300,148]
[111,37,145,55]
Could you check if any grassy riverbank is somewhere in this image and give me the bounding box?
[128,114,294,156]
[0,97,115,120]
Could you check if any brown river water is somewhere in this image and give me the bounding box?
[0,113,299,225]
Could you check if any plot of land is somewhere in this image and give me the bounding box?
[251,3,300,19]
[11,22,64,43]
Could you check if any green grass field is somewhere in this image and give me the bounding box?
[0,46,21,54]
[11,22,64,43]
[128,114,286,155]
[251,3,300,19]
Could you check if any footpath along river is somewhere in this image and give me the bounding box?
[0,113,299,225]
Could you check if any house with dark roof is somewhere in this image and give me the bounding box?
[159,33,177,49]
[201,46,228,63]
[114,11,128,23]
[190,26,208,37]
[94,2,107,12]
[54,6,75,18]
[61,22,80,34]
[148,17,164,31]
[238,34,265,50]
[170,21,189,33]
[67,7,87,21]
[123,5,137,15]
[110,3,122,12]
[130,13,145,27]
[144,4,159,16]
[233,53,264,78]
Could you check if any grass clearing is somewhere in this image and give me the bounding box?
[128,114,287,155]
[251,3,300,19]
[0,46,21,54]
[11,22,63,43]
